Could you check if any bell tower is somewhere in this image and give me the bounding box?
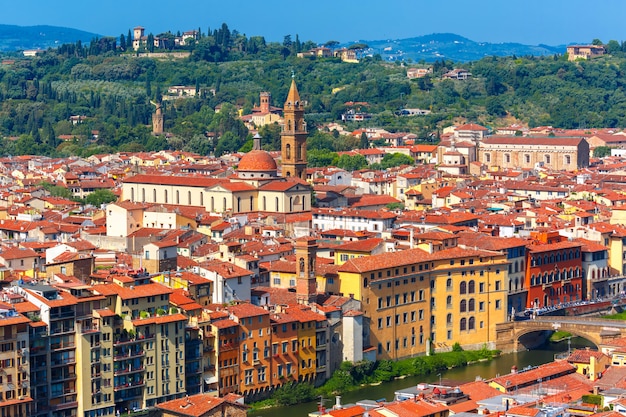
[296,237,317,305]
[281,77,307,179]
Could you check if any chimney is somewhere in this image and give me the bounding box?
[335,396,342,410]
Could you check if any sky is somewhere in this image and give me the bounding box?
[4,0,626,46]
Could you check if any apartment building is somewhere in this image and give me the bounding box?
[338,246,509,359]
[0,308,31,417]
[227,303,271,397]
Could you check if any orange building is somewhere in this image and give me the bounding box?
[228,303,272,397]
[269,312,299,384]
[212,317,240,396]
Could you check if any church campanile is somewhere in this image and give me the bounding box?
[281,77,307,179]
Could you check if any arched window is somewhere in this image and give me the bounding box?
[468,298,475,312]
[263,196,267,211]
[505,153,511,163]
[296,143,302,160]
[188,191,192,205]
[468,317,475,330]
[468,280,475,294]
[237,197,241,212]
[286,144,291,159]
[446,278,452,290]
[276,197,279,211]
[460,281,467,294]
[131,188,135,202]
[223,197,227,211]
[164,189,168,203]
[200,192,204,206]
[446,295,452,307]
[250,196,253,211]
[153,188,157,202]
[460,300,467,312]
[460,318,467,331]
[446,314,452,325]
[141,188,145,202]
[210,196,214,212]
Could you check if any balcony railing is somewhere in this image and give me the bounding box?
[50,357,76,367]
[114,366,145,376]
[80,325,99,334]
[51,373,77,383]
[50,389,77,399]
[49,310,75,320]
[49,326,75,335]
[113,350,145,360]
[50,341,75,350]
[114,380,145,391]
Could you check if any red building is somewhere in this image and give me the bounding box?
[525,240,583,308]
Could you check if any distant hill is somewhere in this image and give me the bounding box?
[0,24,100,51]
[352,33,564,62]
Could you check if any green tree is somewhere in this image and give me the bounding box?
[593,146,612,158]
[333,154,368,171]
[360,132,369,149]
[84,189,118,207]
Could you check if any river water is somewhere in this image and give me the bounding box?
[252,337,595,417]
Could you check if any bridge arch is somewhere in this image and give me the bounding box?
[496,317,626,353]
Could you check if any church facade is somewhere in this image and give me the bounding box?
[121,80,311,215]
[478,136,590,171]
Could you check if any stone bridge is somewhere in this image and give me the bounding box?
[495,316,626,353]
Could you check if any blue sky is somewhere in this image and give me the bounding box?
[4,0,626,45]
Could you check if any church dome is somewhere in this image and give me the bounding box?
[238,150,277,172]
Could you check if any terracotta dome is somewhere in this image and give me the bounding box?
[238,150,277,172]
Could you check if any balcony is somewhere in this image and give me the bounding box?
[80,325,99,334]
[51,373,77,383]
[114,350,145,360]
[50,357,76,367]
[50,341,75,350]
[114,380,145,391]
[113,338,143,347]
[114,366,145,376]
[49,310,75,320]
[203,345,214,352]
[51,389,77,399]
[203,364,216,372]
[49,326,75,336]
[51,400,78,411]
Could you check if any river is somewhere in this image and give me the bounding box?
[251,337,595,417]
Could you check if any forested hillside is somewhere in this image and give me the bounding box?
[1,23,626,158]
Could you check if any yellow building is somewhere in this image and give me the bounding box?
[334,238,384,265]
[338,246,509,359]
[284,305,324,382]
[566,348,610,381]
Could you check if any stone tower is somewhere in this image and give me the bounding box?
[281,78,307,179]
[152,101,164,135]
[295,237,317,305]
[260,92,271,114]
